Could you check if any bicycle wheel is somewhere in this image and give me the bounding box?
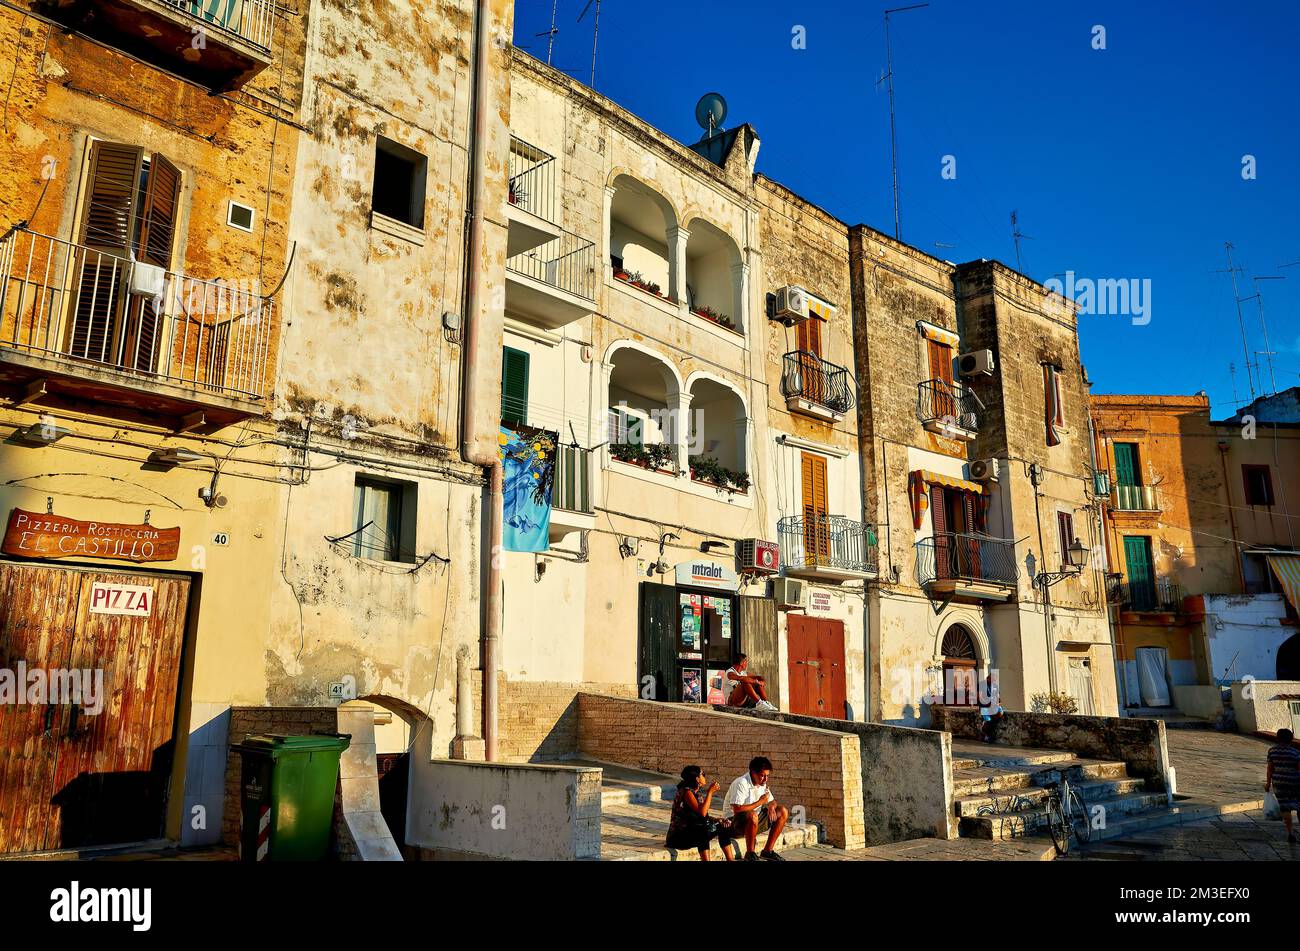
[1045,794,1070,855]
[1067,788,1093,845]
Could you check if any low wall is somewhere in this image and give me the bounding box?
[1171,685,1225,720]
[577,693,866,849]
[468,676,638,762]
[1232,680,1300,735]
[932,706,1171,791]
[719,706,953,843]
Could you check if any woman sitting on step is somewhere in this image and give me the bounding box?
[665,765,737,861]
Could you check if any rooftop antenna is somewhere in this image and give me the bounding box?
[537,0,559,66]
[1213,242,1255,400]
[694,91,728,141]
[1010,210,1033,273]
[577,0,603,89]
[1229,362,1240,407]
[1250,275,1284,395]
[879,3,929,241]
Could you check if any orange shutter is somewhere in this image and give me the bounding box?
[801,453,829,563]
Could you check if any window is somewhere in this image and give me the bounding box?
[371,136,427,229]
[1113,443,1140,486]
[801,452,830,563]
[1044,364,1064,446]
[1243,465,1274,506]
[501,347,530,427]
[607,407,645,445]
[227,201,255,232]
[352,477,416,563]
[1057,511,1075,570]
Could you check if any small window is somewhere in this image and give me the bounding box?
[1242,465,1274,506]
[1044,364,1064,446]
[352,477,416,563]
[1057,511,1075,570]
[501,346,530,427]
[227,201,255,232]
[371,136,427,229]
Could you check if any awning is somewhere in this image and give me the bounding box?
[1266,554,1300,613]
[916,320,959,347]
[908,469,984,529]
[806,294,837,321]
[916,470,984,495]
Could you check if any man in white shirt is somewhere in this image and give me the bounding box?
[724,755,789,861]
[725,654,776,711]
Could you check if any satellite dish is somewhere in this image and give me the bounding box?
[695,92,728,137]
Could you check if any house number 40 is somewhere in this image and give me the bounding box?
[212,533,230,546]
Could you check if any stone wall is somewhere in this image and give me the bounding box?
[1232,680,1300,735]
[576,693,866,848]
[718,706,954,843]
[468,675,639,762]
[932,706,1171,789]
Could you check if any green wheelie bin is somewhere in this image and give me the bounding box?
[233,733,351,861]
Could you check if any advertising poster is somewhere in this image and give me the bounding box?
[681,667,702,703]
[707,668,728,705]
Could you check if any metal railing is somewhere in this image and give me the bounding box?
[0,227,274,400]
[1112,483,1159,511]
[1111,576,1182,613]
[781,350,856,415]
[507,229,597,302]
[159,0,276,51]
[778,515,878,574]
[552,444,593,514]
[508,136,557,224]
[917,378,979,432]
[916,532,1018,586]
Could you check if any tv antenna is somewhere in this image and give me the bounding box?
[577,0,603,89]
[695,92,728,140]
[1247,275,1285,395]
[1213,242,1255,400]
[1229,362,1239,407]
[878,3,929,241]
[537,0,560,66]
[1010,210,1033,273]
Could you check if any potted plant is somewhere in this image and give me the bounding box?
[692,304,735,331]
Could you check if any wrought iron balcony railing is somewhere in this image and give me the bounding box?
[917,378,979,432]
[916,532,1018,586]
[1112,484,1159,512]
[161,0,276,51]
[781,350,856,415]
[778,514,878,574]
[0,227,273,401]
[507,229,597,302]
[1110,576,1182,613]
[508,136,558,224]
[552,444,593,515]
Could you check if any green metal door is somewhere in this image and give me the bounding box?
[1113,443,1139,485]
[1123,535,1156,611]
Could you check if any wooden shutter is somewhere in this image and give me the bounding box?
[124,155,181,372]
[927,340,953,385]
[1124,536,1156,610]
[801,452,829,563]
[71,142,143,362]
[1044,364,1063,446]
[930,485,951,579]
[1113,443,1139,486]
[501,347,529,427]
[796,316,823,358]
[1057,512,1074,569]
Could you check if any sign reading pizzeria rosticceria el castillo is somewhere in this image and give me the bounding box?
[2,509,180,563]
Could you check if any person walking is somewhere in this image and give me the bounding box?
[1265,728,1300,844]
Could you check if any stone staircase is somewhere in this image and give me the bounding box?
[950,740,1174,842]
[578,759,821,861]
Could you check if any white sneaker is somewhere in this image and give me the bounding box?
[756,700,777,712]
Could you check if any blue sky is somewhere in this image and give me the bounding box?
[512,0,1300,417]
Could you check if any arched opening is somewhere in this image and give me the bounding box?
[609,176,674,301]
[941,624,980,706]
[356,694,429,853]
[686,377,748,492]
[685,220,742,333]
[607,347,680,474]
[1278,633,1300,680]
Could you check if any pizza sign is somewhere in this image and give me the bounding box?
[2,509,180,563]
[89,582,154,617]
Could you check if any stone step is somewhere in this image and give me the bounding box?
[599,797,820,861]
[958,791,1170,840]
[953,773,1149,817]
[951,758,1131,799]
[600,780,677,807]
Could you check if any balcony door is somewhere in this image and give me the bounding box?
[800,452,830,565]
[931,485,980,579]
[795,317,825,404]
[70,141,180,374]
[1113,443,1142,510]
[1123,535,1156,611]
[927,338,956,419]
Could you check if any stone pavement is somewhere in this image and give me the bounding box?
[1163,730,1272,807]
[1066,809,1298,861]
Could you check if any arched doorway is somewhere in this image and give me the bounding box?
[941,625,980,706]
[1278,633,1300,681]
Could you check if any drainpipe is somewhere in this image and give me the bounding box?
[462,0,503,762]
[1088,413,1128,710]
[1217,441,1245,594]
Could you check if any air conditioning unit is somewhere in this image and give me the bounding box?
[772,285,810,325]
[958,349,995,377]
[771,577,806,610]
[739,538,780,574]
[968,458,1000,482]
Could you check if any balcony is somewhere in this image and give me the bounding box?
[506,137,562,256]
[1111,576,1183,614]
[917,379,979,441]
[549,444,595,542]
[778,515,878,582]
[781,350,856,422]
[505,230,597,330]
[32,0,275,91]
[0,227,273,429]
[1112,484,1160,512]
[916,532,1018,602]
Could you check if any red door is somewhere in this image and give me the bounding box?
[0,562,190,854]
[787,615,848,719]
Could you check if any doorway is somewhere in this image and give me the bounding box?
[1135,646,1172,707]
[1066,656,1096,715]
[0,560,191,854]
[786,615,846,719]
[941,624,980,706]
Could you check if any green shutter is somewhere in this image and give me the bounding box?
[501,347,529,427]
[1124,535,1156,610]
[1113,443,1140,486]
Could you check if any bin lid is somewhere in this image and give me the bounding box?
[234,733,352,757]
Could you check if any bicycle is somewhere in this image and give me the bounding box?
[1042,773,1092,856]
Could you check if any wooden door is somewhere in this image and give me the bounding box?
[0,563,190,854]
[638,582,678,702]
[739,596,779,710]
[800,453,830,565]
[795,318,824,403]
[927,340,955,419]
[786,616,847,719]
[1123,535,1156,611]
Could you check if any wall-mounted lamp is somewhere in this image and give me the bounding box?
[700,539,730,553]
[17,421,71,445]
[150,447,205,466]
